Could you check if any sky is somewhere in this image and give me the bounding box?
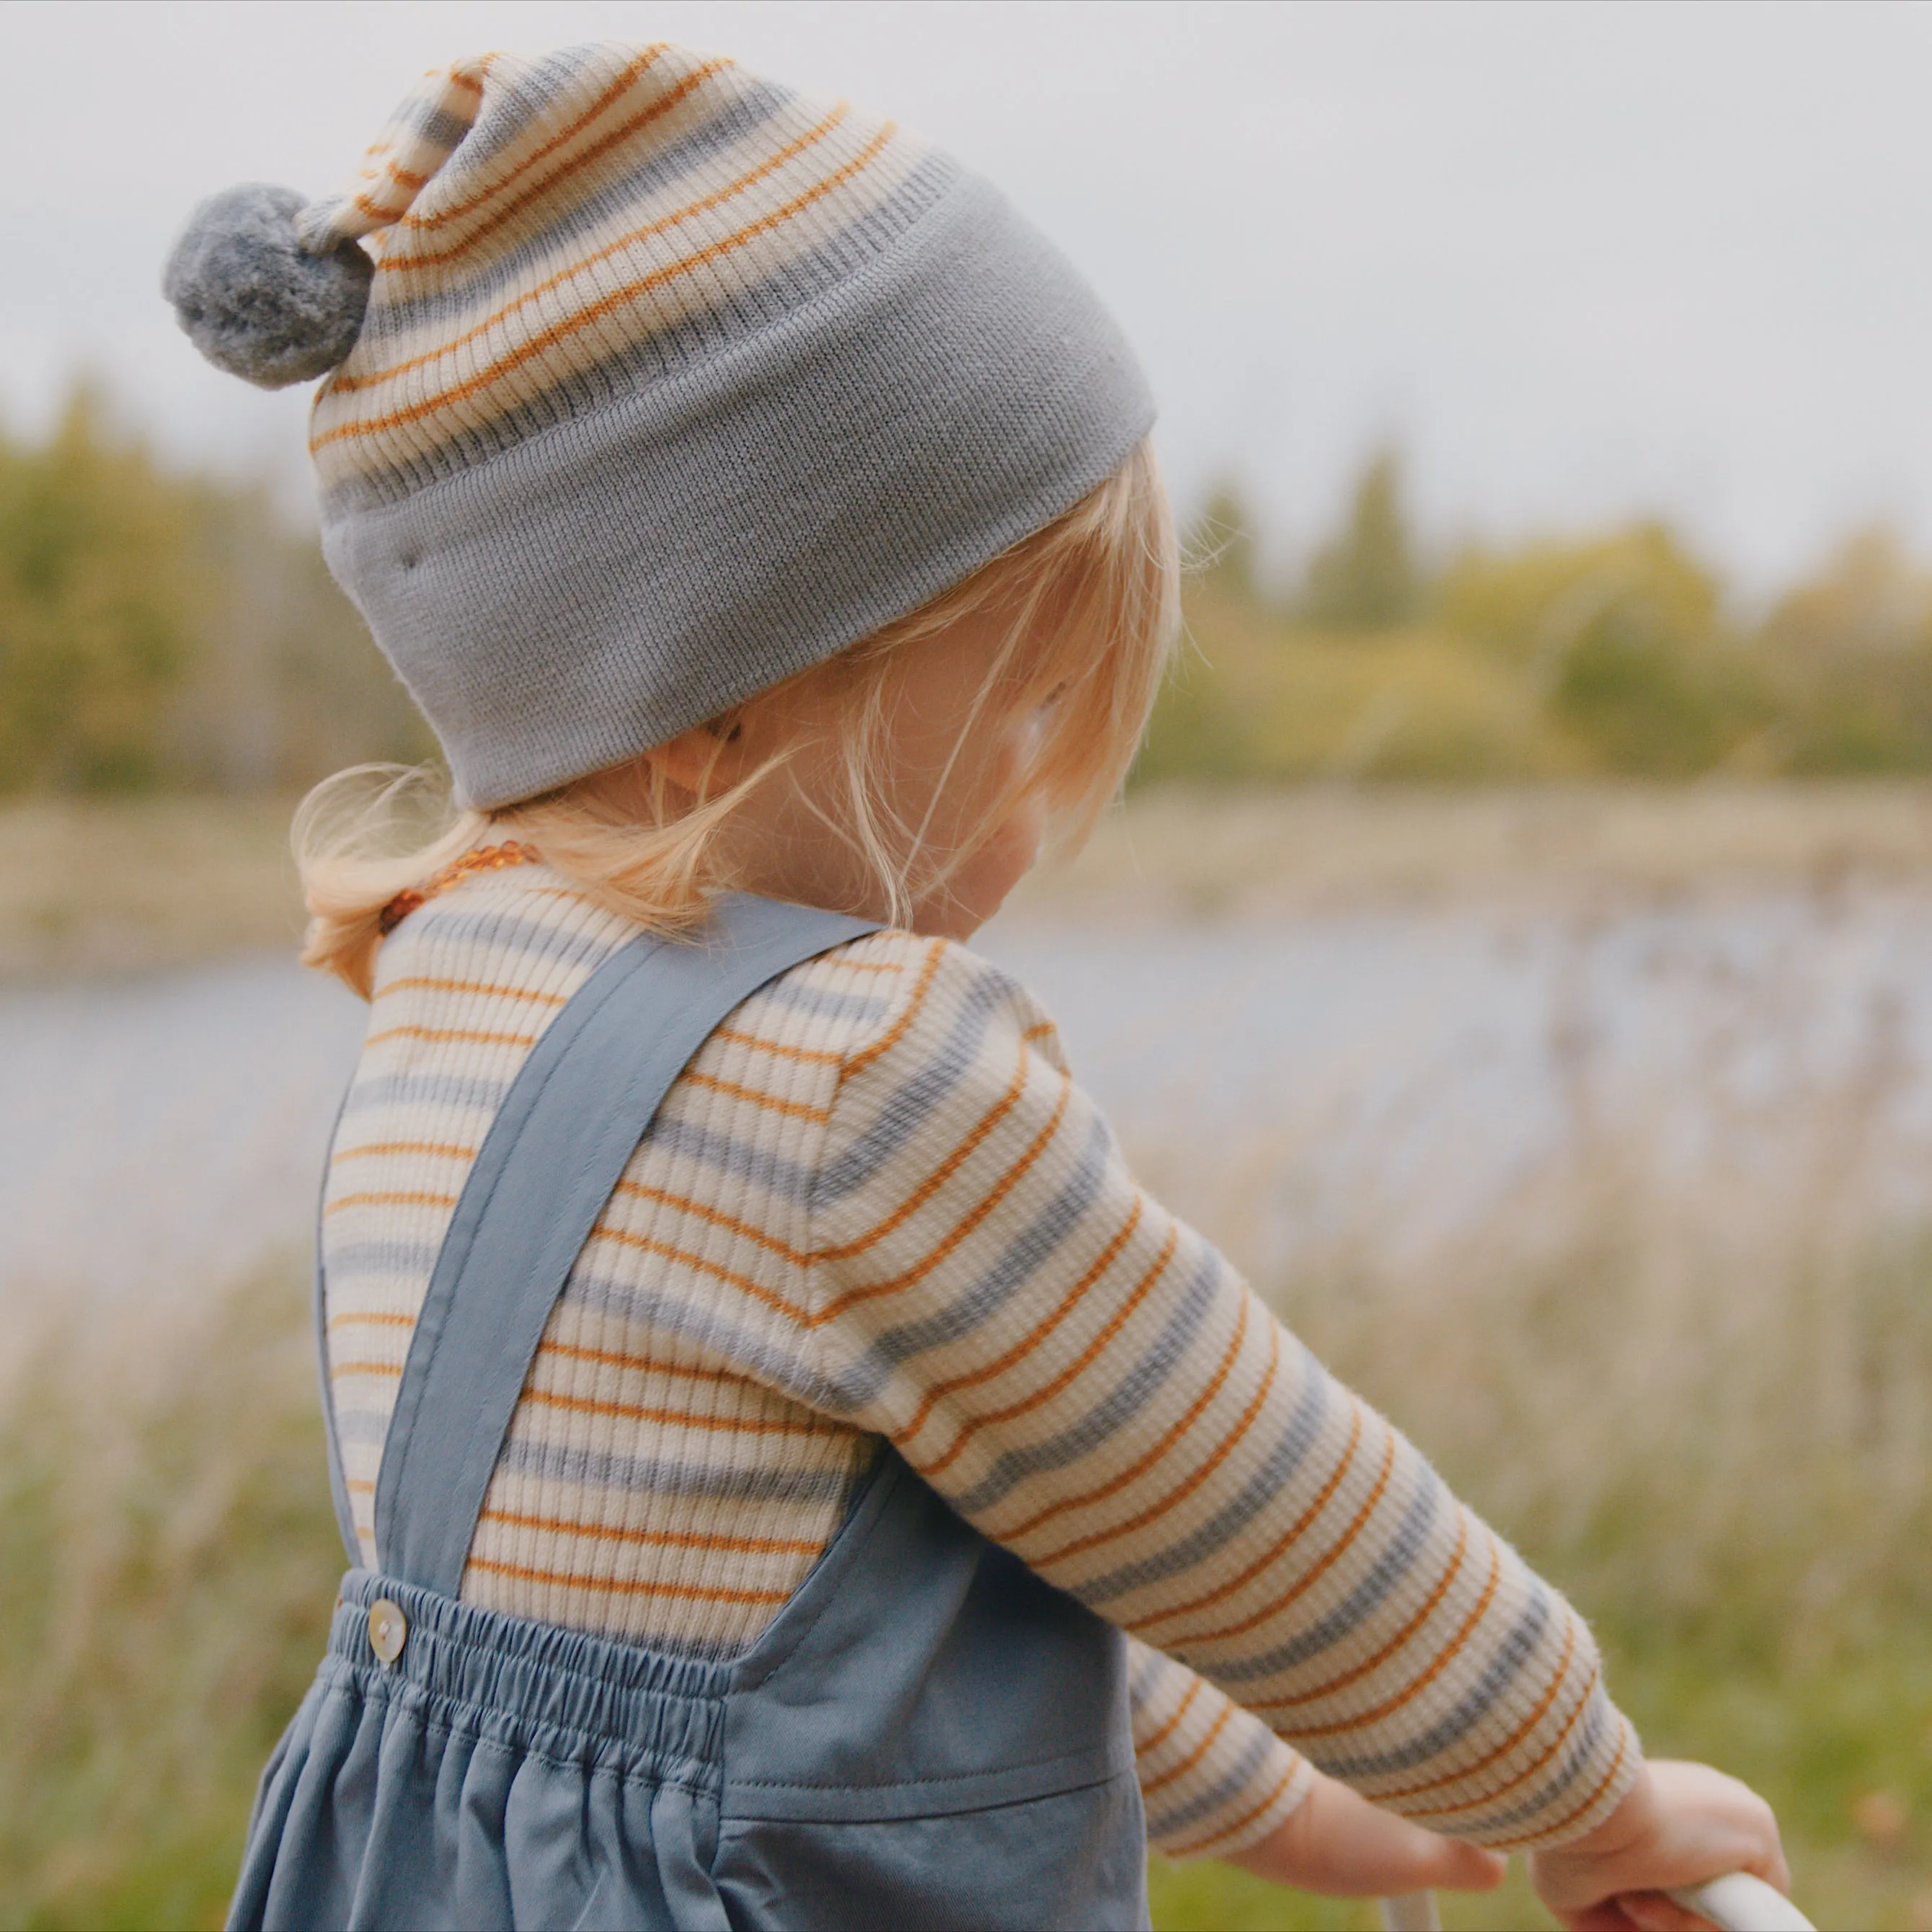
[6,0,1932,597]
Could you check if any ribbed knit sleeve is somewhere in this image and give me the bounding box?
[1129,1639,1313,1858]
[801,937,1640,1850]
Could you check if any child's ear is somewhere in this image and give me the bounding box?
[643,713,750,797]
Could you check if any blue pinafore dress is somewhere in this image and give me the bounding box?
[229,897,1148,1931]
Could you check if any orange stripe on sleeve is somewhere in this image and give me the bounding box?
[1135,1675,1202,1759]
[1272,1530,1505,1740]
[1161,1760,1305,1858]
[711,1024,844,1066]
[332,1138,479,1164]
[998,1295,1253,1545]
[1139,1703,1233,1799]
[589,1225,813,1324]
[1499,1719,1631,1849]
[910,1213,1171,1475]
[680,1069,832,1123]
[836,938,945,1078]
[1263,1511,1471,1714]
[1028,1320,1282,1571]
[324,1188,459,1216]
[1399,1648,1597,1820]
[608,1179,812,1264]
[1143,1416,1393,1649]
[901,1197,1146,1439]
[810,1035,1032,1267]
[812,1063,1072,1320]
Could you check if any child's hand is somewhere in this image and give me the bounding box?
[1528,1760,1789,1932]
[1222,1768,1507,1897]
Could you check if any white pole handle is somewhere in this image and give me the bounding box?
[1378,1873,1812,1932]
[1378,1895,1441,1932]
[1667,1872,1815,1931]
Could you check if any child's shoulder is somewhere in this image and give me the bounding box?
[740,926,1068,1082]
[371,867,1067,1086]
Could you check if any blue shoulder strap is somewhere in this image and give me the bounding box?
[314,1082,365,1565]
[315,893,877,1598]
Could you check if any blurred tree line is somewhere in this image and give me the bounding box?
[0,386,428,795]
[10,386,1932,793]
[1144,448,1932,783]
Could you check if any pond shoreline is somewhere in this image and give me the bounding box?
[7,782,1932,980]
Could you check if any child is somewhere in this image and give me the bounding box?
[165,38,1786,1932]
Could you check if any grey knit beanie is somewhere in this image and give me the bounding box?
[162,42,1154,808]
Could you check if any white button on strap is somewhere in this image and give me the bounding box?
[368,1598,408,1667]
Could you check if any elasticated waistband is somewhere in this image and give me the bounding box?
[328,1569,730,1786]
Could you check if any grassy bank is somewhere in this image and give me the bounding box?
[0,797,301,979]
[1023,779,1932,921]
[9,781,1932,978]
[0,1273,340,1931]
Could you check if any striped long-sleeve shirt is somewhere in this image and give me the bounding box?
[322,864,1639,1858]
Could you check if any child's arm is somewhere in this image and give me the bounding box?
[1228,1766,1507,1900]
[1130,1639,1506,1897]
[804,939,1633,1851]
[1127,1643,1781,1923]
[1128,1637,1313,1859]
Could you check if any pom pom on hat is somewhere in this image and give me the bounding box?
[161,182,373,389]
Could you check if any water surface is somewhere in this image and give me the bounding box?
[4,889,1930,1303]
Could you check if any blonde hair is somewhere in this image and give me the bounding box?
[296,438,1178,998]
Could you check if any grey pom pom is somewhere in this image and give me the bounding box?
[162,183,372,389]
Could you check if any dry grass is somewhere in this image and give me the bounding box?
[1024,780,1932,921]
[0,797,302,978]
[1234,1093,1932,1665]
[8,781,1932,978]
[1131,929,1932,1931]
[0,1270,342,1931]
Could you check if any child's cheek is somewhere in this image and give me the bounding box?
[918,796,1047,939]
[981,795,1050,900]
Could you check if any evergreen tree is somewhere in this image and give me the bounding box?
[1303,448,1422,630]
[1187,478,1259,600]
[0,384,198,790]
[0,381,430,796]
